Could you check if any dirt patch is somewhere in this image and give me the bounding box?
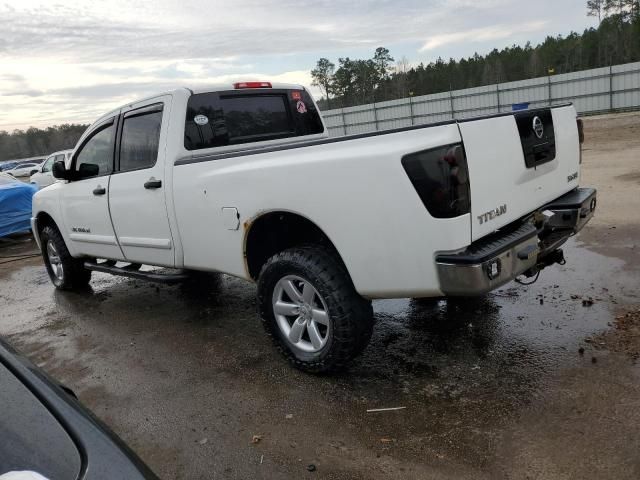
[587,307,640,360]
[615,171,640,183]
[582,111,640,146]
[580,112,640,229]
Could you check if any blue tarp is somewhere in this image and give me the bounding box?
[0,182,38,237]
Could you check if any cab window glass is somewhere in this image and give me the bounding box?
[184,90,323,151]
[119,110,162,172]
[74,123,114,178]
[42,156,55,172]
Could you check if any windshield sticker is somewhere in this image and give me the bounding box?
[194,114,209,126]
[296,100,307,114]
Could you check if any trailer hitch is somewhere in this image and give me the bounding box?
[516,248,566,285]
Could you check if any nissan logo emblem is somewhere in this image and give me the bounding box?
[532,116,544,139]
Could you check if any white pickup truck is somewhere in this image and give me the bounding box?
[32,82,596,372]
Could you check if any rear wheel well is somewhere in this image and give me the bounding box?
[245,212,345,281]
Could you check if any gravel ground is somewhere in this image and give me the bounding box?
[1,112,639,479]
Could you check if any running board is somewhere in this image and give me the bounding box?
[84,261,189,284]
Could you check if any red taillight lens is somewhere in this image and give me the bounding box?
[233,81,272,89]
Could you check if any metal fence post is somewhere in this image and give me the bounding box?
[609,65,614,111]
[409,95,415,125]
[372,103,379,131]
[341,108,347,136]
[548,75,552,106]
[449,89,455,119]
[496,84,501,113]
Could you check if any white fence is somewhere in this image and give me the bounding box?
[321,61,640,137]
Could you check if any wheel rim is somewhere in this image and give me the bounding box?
[46,240,64,282]
[272,275,331,353]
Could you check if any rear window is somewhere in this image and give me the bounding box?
[184,89,324,151]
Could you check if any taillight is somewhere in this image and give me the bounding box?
[233,81,272,89]
[401,143,471,219]
[577,118,584,144]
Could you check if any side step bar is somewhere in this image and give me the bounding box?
[84,261,189,284]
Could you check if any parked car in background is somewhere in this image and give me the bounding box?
[0,338,158,479]
[6,161,44,178]
[0,182,38,237]
[0,172,19,185]
[0,161,20,172]
[30,150,72,189]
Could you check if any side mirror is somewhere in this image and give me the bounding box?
[30,169,39,176]
[52,160,69,180]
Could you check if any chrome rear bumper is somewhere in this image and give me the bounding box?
[436,187,596,296]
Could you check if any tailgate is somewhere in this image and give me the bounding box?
[459,105,581,241]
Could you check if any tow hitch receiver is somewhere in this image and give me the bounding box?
[521,248,565,278]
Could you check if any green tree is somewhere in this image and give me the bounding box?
[588,0,606,22]
[0,124,88,161]
[310,58,335,108]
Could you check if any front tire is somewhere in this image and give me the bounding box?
[40,225,91,290]
[257,246,373,373]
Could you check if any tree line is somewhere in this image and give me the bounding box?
[312,0,640,109]
[0,124,88,162]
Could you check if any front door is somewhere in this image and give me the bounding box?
[60,117,124,260]
[108,97,174,266]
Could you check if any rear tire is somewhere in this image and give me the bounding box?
[257,245,373,373]
[40,225,91,290]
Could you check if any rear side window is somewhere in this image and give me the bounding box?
[119,107,163,172]
[184,89,324,151]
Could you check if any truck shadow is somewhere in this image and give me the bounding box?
[351,296,504,379]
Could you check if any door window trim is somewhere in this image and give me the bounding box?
[114,102,164,174]
[69,117,117,181]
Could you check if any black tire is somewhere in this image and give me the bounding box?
[40,225,91,290]
[257,245,373,373]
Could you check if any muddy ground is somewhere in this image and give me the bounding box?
[1,112,639,479]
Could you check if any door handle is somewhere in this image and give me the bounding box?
[144,178,162,189]
[93,186,106,195]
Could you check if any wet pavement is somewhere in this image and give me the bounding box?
[1,113,640,479]
[1,227,638,479]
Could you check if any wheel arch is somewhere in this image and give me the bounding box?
[36,211,57,233]
[244,210,352,283]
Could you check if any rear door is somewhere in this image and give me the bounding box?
[108,96,174,266]
[60,117,124,259]
[459,105,581,241]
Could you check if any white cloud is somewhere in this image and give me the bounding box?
[419,21,549,52]
[0,0,594,130]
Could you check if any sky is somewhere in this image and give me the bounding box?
[0,0,596,131]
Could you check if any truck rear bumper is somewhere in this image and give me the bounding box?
[435,187,597,296]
